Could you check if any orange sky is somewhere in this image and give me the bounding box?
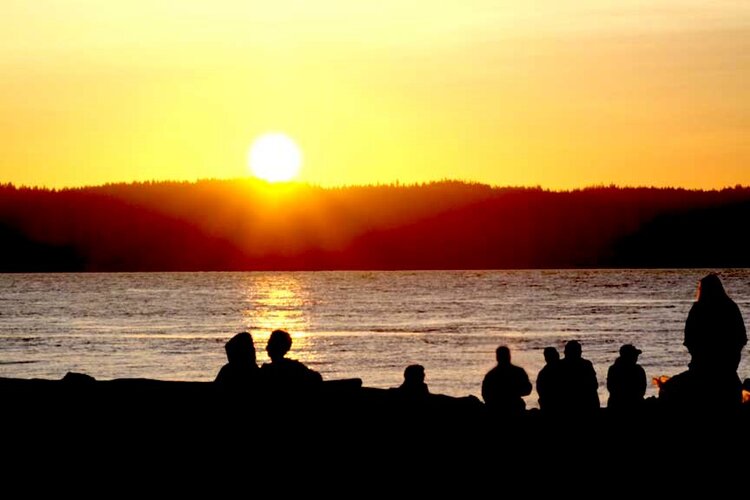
[1,1,749,189]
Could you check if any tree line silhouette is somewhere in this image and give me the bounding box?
[2,179,750,271]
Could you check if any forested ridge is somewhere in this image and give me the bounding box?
[2,179,748,271]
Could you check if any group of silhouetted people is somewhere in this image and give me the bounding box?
[480,339,636,418]
[535,340,602,416]
[215,329,322,397]
[215,273,747,417]
[480,273,747,416]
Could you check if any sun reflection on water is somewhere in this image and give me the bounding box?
[243,274,314,365]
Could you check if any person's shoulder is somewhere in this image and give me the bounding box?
[729,299,744,315]
[513,363,529,374]
[281,358,317,373]
[481,368,497,385]
[686,301,701,316]
[215,363,231,380]
[215,362,246,384]
[542,361,561,371]
[283,357,306,368]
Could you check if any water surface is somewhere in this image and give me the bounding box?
[1,269,748,407]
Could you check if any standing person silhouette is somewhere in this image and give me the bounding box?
[536,346,563,414]
[606,344,647,414]
[559,340,600,416]
[684,273,747,407]
[214,331,259,389]
[481,345,532,417]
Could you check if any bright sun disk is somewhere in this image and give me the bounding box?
[248,133,302,182]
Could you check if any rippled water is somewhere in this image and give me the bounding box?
[1,269,748,407]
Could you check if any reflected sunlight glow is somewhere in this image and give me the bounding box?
[243,274,314,364]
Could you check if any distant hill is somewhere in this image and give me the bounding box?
[1,179,749,271]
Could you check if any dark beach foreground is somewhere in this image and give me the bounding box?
[2,375,747,469]
[2,379,746,498]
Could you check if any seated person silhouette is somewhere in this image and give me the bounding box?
[214,331,259,389]
[559,340,600,416]
[536,346,563,414]
[481,345,532,417]
[260,329,322,395]
[606,344,647,414]
[389,364,431,416]
[396,364,430,398]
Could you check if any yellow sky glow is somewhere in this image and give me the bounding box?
[1,1,749,189]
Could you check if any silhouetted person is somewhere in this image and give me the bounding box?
[260,329,322,395]
[606,344,647,414]
[559,340,600,416]
[536,346,563,414]
[214,331,259,389]
[397,364,430,398]
[389,364,431,417]
[682,273,747,410]
[481,345,532,417]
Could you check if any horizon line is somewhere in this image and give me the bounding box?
[3,176,748,194]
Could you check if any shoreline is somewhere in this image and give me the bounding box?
[3,373,747,421]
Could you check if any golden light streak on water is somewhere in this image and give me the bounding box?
[243,274,314,365]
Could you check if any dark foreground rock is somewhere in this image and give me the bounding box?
[1,374,746,485]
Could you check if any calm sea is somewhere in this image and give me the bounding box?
[1,269,748,407]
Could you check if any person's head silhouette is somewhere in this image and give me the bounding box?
[496,345,511,365]
[697,273,728,302]
[403,364,425,385]
[619,344,642,363]
[266,329,292,362]
[225,331,256,365]
[564,340,582,360]
[543,346,560,364]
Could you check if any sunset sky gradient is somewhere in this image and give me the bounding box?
[1,1,748,189]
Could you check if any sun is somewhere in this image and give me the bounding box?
[248,133,302,182]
